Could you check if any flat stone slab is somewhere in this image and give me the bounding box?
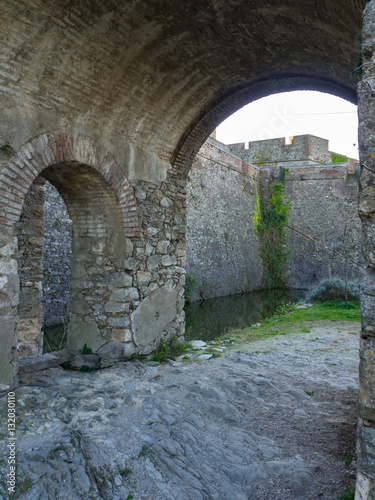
[18,349,75,374]
[190,340,207,349]
[198,354,213,360]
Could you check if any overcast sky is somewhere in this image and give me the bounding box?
[216,91,359,159]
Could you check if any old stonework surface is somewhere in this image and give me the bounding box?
[357,1,375,498]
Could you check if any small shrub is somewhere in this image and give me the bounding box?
[273,302,295,317]
[150,341,169,363]
[305,278,360,303]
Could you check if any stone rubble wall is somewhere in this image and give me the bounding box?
[42,182,72,327]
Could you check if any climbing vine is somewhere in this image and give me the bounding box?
[252,180,292,289]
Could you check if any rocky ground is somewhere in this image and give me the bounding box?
[0,322,359,500]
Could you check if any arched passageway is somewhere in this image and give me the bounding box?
[16,160,127,357]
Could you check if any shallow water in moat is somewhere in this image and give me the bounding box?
[43,289,307,353]
[184,289,307,342]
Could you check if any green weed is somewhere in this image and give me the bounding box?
[119,468,132,477]
[79,343,92,355]
[150,335,191,363]
[138,445,149,457]
[338,489,355,500]
[79,365,98,372]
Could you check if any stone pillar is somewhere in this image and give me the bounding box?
[16,178,45,357]
[129,172,187,353]
[0,224,18,388]
[356,2,375,497]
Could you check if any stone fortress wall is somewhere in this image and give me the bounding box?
[186,139,263,302]
[186,134,362,300]
[229,134,356,170]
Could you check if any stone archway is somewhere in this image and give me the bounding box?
[0,133,140,386]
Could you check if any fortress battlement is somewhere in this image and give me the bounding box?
[227,134,357,172]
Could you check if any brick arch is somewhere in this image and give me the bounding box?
[0,132,140,237]
[171,75,358,178]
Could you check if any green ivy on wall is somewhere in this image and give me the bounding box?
[252,180,292,289]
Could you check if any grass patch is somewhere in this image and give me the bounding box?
[265,301,360,324]
[182,356,193,363]
[225,301,360,347]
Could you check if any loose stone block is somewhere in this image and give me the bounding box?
[132,288,178,347]
[70,354,100,370]
[97,341,135,365]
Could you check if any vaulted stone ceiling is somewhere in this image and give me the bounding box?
[0,0,366,169]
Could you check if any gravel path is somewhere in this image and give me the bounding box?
[0,322,359,499]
